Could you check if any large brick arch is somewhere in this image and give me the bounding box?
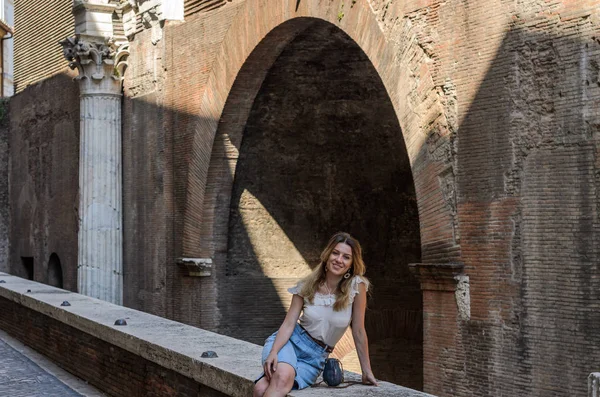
[178,0,461,390]
[182,0,460,263]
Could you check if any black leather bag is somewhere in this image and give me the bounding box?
[322,358,345,386]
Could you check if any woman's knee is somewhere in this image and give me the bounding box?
[253,378,269,397]
[271,364,295,389]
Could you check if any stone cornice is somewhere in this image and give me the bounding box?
[73,0,116,14]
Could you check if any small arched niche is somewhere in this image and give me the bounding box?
[47,253,63,289]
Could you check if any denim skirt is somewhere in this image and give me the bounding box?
[255,323,330,390]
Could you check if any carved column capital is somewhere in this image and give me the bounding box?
[60,37,125,95]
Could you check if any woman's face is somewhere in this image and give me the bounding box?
[326,242,353,277]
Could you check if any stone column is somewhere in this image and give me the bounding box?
[61,1,124,304]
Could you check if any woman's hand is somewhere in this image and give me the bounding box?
[264,352,278,381]
[262,295,303,382]
[362,371,378,386]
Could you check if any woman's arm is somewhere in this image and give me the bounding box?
[351,283,378,386]
[263,294,304,381]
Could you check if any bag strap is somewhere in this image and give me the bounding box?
[311,380,363,389]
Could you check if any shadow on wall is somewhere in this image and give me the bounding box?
[453,25,600,397]
[8,72,79,292]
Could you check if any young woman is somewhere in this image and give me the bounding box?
[253,232,378,397]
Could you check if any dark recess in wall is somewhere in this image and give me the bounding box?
[20,257,33,280]
[47,253,63,288]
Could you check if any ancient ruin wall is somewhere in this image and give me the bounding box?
[6,0,599,394]
[8,72,80,291]
[453,8,600,397]
[115,1,600,396]
[121,26,170,316]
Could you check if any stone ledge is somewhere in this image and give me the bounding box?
[409,263,465,292]
[177,257,212,277]
[0,272,434,397]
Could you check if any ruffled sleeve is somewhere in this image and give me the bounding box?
[288,281,304,297]
[350,276,369,303]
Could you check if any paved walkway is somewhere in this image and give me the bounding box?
[0,331,104,397]
[0,337,83,396]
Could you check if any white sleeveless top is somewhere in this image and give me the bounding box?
[288,276,368,347]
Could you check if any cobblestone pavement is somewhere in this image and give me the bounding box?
[0,338,83,397]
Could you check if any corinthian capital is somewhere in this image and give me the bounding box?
[61,37,114,79]
[60,37,121,95]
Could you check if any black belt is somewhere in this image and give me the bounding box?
[299,324,334,353]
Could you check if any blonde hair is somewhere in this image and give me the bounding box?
[300,232,370,311]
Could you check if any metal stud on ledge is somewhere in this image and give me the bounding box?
[60,301,71,307]
[0,280,5,283]
[201,351,218,358]
[114,319,127,326]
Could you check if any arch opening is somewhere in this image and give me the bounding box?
[208,19,423,389]
[47,253,63,288]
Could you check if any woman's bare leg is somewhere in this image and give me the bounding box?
[253,377,270,397]
[264,362,295,397]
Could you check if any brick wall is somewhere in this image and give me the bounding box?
[8,72,79,291]
[120,11,424,387]
[0,296,228,397]
[122,90,169,316]
[452,16,600,397]
[119,1,599,395]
